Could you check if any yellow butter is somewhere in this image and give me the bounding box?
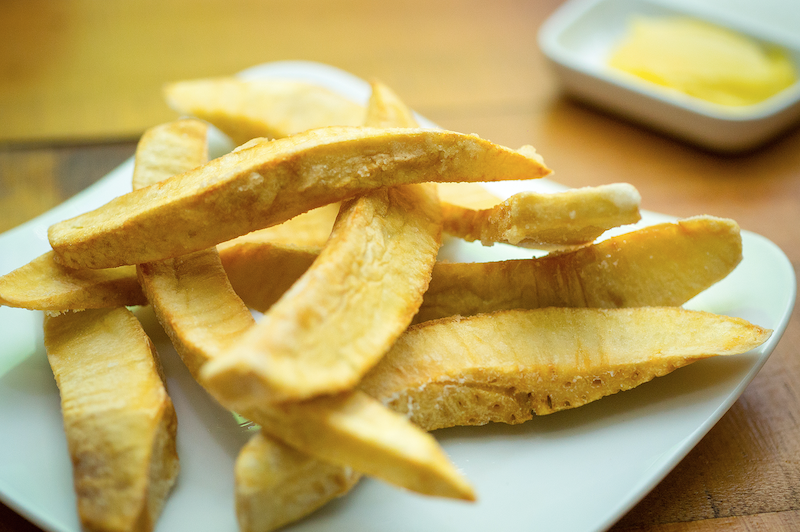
[608,16,797,106]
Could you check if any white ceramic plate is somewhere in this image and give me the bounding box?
[538,0,800,152]
[0,61,795,532]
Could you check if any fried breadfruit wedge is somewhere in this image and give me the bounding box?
[442,183,641,249]
[164,77,366,145]
[138,248,255,376]
[237,392,474,501]
[131,120,473,502]
[44,308,178,532]
[414,215,742,323]
[201,80,443,404]
[48,126,550,270]
[360,307,772,430]
[0,252,144,310]
[2,216,741,319]
[132,118,209,190]
[236,431,361,532]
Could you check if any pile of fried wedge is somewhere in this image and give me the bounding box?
[0,77,772,532]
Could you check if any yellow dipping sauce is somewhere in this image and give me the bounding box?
[608,16,798,106]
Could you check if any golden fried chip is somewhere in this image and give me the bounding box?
[414,215,743,323]
[48,126,550,270]
[235,431,360,532]
[44,308,178,532]
[238,391,474,501]
[202,82,444,404]
[360,307,771,430]
[0,251,144,310]
[132,119,208,190]
[442,183,641,249]
[0,240,314,312]
[363,80,419,128]
[138,249,254,377]
[164,77,366,144]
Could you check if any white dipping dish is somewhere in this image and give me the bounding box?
[538,0,800,152]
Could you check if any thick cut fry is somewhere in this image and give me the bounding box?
[360,307,772,430]
[44,308,178,532]
[442,183,641,249]
[202,82,444,404]
[0,251,144,310]
[2,216,742,317]
[164,78,366,145]
[48,126,550,269]
[363,80,419,128]
[414,215,743,323]
[236,431,361,532]
[237,392,474,501]
[131,120,473,502]
[132,119,208,190]
[138,249,255,377]
[0,240,315,313]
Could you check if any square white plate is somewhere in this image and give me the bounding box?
[538,0,800,151]
[0,61,795,532]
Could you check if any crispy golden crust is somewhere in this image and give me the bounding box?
[44,308,178,532]
[164,78,366,144]
[442,183,641,249]
[235,431,361,532]
[48,126,550,270]
[361,307,772,430]
[0,251,144,310]
[237,391,474,501]
[364,80,419,128]
[137,248,255,377]
[132,119,208,190]
[415,215,743,323]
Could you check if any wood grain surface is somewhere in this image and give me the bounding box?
[1,1,798,531]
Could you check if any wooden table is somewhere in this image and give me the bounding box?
[1,1,798,530]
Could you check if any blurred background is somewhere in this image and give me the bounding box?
[0,1,799,531]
